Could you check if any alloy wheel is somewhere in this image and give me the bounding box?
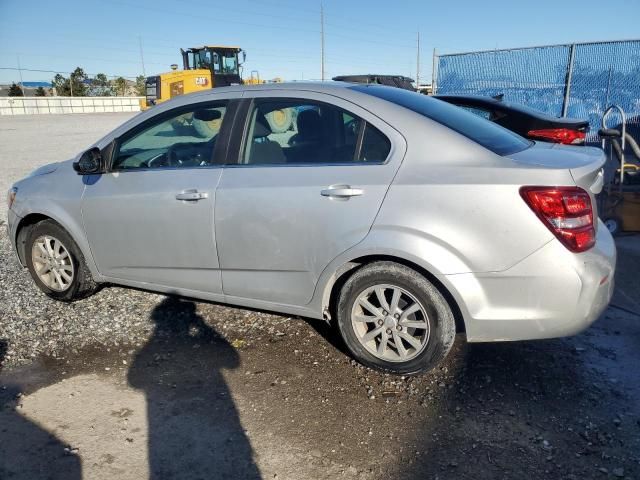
[351,284,430,362]
[31,235,75,292]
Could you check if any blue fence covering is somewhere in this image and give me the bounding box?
[435,40,640,142]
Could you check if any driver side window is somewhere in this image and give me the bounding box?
[112,102,227,170]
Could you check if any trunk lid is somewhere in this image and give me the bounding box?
[509,142,606,194]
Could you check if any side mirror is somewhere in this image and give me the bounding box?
[73,147,104,175]
[242,51,246,63]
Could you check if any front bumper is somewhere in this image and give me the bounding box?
[447,221,616,342]
[6,208,23,266]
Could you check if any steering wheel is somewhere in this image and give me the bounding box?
[144,152,168,169]
[167,145,183,167]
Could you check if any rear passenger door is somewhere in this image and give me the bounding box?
[215,91,406,306]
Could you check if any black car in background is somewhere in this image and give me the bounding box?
[434,95,589,145]
[332,76,589,146]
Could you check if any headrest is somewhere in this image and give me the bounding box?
[297,109,321,133]
[253,114,272,138]
[193,108,222,121]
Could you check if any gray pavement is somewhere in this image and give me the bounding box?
[0,113,137,220]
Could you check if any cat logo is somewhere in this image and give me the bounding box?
[195,77,208,86]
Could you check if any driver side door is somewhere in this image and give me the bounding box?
[81,99,234,294]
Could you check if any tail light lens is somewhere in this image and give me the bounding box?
[527,128,586,145]
[520,186,595,253]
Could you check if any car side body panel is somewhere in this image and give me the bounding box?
[6,83,616,345]
[9,163,100,278]
[214,89,408,305]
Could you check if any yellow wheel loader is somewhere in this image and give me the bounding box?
[142,46,245,109]
[141,46,293,134]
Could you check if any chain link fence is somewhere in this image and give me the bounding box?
[435,40,640,143]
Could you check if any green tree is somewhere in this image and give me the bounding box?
[135,75,146,97]
[88,73,114,96]
[35,86,47,96]
[112,76,127,96]
[51,67,88,96]
[8,83,23,96]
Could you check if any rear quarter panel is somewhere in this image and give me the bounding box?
[373,115,577,275]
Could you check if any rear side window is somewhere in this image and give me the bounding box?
[240,98,391,165]
[352,85,531,155]
[457,105,491,120]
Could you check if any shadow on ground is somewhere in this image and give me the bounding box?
[0,338,83,479]
[127,296,260,479]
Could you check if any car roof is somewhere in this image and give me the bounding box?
[206,81,352,92]
[172,80,381,105]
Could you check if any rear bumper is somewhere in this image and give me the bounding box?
[447,221,616,342]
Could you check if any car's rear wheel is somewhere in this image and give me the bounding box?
[25,220,97,301]
[336,261,456,375]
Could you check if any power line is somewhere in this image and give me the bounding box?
[0,67,139,80]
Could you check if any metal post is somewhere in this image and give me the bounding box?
[431,48,437,94]
[561,43,576,117]
[16,55,25,96]
[138,36,146,77]
[416,31,420,89]
[320,2,325,81]
[604,65,613,108]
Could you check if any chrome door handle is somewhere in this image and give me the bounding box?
[320,185,364,198]
[176,190,208,201]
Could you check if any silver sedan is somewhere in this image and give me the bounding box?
[6,83,616,374]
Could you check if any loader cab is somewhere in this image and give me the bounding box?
[181,46,244,87]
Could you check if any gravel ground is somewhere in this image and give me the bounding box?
[1,114,639,479]
[0,224,295,366]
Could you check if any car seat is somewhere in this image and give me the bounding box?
[247,114,287,164]
[289,109,322,146]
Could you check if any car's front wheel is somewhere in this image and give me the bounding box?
[336,261,456,375]
[25,219,97,301]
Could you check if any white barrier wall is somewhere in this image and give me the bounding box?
[0,96,143,115]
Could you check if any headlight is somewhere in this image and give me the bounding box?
[7,187,17,210]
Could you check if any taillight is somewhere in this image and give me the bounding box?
[527,128,586,145]
[520,186,595,253]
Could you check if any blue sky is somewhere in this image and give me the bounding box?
[1,0,639,84]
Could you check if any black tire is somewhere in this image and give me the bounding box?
[25,219,98,301]
[336,261,456,375]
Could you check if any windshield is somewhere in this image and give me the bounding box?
[220,52,238,74]
[188,50,213,70]
[186,50,238,74]
[352,85,532,156]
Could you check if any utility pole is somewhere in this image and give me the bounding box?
[431,48,437,94]
[416,31,420,90]
[16,55,25,96]
[320,1,325,81]
[138,36,146,77]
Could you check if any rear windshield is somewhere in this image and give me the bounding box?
[351,85,532,156]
